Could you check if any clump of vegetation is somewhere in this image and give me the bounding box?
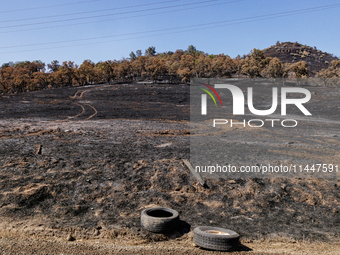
[1,43,339,94]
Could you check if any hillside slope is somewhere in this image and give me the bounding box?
[263,41,339,74]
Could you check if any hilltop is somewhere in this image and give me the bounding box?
[263,41,339,74]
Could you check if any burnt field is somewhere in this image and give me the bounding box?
[0,83,340,254]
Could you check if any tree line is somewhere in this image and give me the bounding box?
[1,46,339,94]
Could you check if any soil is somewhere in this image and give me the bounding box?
[0,83,340,254]
[263,41,339,74]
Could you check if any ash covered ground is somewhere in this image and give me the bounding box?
[0,83,340,254]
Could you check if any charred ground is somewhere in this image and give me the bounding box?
[263,41,339,74]
[0,83,340,254]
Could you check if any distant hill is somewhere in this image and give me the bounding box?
[263,41,339,74]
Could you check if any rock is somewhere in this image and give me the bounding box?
[228,180,236,184]
[94,229,100,236]
[66,234,75,241]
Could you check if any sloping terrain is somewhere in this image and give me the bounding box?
[263,41,339,74]
[0,83,340,254]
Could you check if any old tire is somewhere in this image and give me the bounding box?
[141,207,180,233]
[193,226,239,251]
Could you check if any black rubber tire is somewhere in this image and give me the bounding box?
[141,207,180,233]
[193,226,240,251]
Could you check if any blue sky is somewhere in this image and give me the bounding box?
[0,0,339,65]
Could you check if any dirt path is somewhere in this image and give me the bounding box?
[0,233,339,255]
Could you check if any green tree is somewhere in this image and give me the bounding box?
[136,49,142,57]
[129,51,136,60]
[187,45,197,55]
[145,46,156,56]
